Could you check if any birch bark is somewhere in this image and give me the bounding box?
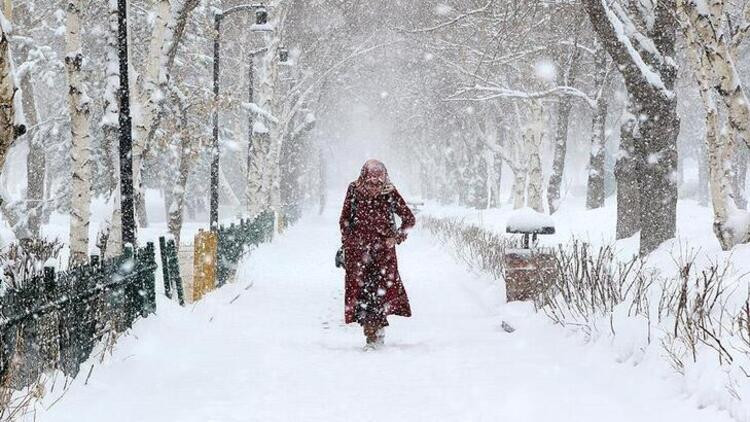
[65,0,92,263]
[680,0,750,248]
[0,10,23,172]
[526,103,545,213]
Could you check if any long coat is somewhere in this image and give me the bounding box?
[339,182,416,324]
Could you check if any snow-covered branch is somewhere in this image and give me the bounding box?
[396,1,494,34]
[447,85,597,109]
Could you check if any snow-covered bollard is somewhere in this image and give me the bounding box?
[504,208,556,302]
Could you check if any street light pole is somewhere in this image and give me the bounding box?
[210,14,221,231]
[210,3,270,231]
[117,0,136,247]
[247,51,254,183]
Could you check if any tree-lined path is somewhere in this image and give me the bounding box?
[37,210,731,422]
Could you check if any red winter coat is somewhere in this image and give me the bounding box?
[339,182,416,324]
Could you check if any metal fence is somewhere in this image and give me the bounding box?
[0,243,157,389]
[217,211,275,286]
[0,208,295,389]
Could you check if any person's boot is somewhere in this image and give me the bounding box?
[363,324,378,351]
[375,328,385,347]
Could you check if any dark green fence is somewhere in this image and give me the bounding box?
[217,211,275,286]
[0,243,157,388]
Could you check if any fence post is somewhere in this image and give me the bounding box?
[43,267,56,296]
[158,236,172,299]
[143,242,157,316]
[167,239,186,306]
[122,244,137,325]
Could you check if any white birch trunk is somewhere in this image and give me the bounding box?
[65,0,92,263]
[247,8,284,221]
[681,0,750,248]
[131,0,171,228]
[526,103,545,213]
[0,9,24,172]
[101,0,122,257]
[105,193,122,258]
[510,133,528,210]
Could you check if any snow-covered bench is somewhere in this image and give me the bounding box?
[505,207,555,248]
[504,208,556,302]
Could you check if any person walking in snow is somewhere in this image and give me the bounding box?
[339,159,416,350]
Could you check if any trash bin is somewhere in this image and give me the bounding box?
[503,208,556,302]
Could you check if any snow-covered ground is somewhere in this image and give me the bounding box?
[29,205,733,422]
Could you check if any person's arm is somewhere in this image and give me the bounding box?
[339,184,355,241]
[391,188,415,244]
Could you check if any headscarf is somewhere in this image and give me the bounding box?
[355,159,395,196]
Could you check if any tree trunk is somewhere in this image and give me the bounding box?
[131,0,171,229]
[21,66,44,237]
[0,12,23,173]
[168,136,192,248]
[680,0,750,248]
[65,0,92,264]
[547,47,580,214]
[526,104,545,213]
[586,98,609,209]
[734,146,748,209]
[697,142,709,206]
[584,0,680,255]
[101,0,120,196]
[248,23,283,220]
[586,46,610,210]
[615,105,640,239]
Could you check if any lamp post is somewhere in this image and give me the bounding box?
[117,0,136,247]
[211,3,271,231]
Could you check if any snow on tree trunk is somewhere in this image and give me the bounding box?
[526,103,545,213]
[131,0,170,229]
[547,94,572,214]
[615,103,640,239]
[584,0,680,255]
[481,111,502,209]
[697,141,709,206]
[65,0,92,264]
[735,148,748,209]
[101,0,120,196]
[248,10,284,221]
[678,0,750,152]
[547,47,580,214]
[0,10,24,173]
[508,128,528,210]
[586,46,610,210]
[105,193,122,258]
[101,0,122,257]
[680,0,750,248]
[20,59,44,237]
[168,135,191,248]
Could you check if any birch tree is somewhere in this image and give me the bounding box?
[65,0,91,263]
[526,102,545,213]
[679,0,750,248]
[0,8,24,174]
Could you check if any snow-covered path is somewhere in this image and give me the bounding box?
[37,211,732,422]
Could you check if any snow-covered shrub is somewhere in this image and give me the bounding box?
[0,238,62,291]
[424,215,750,420]
[421,216,511,280]
[534,240,651,339]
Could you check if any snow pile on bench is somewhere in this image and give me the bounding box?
[505,207,555,234]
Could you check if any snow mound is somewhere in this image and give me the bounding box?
[506,207,555,234]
